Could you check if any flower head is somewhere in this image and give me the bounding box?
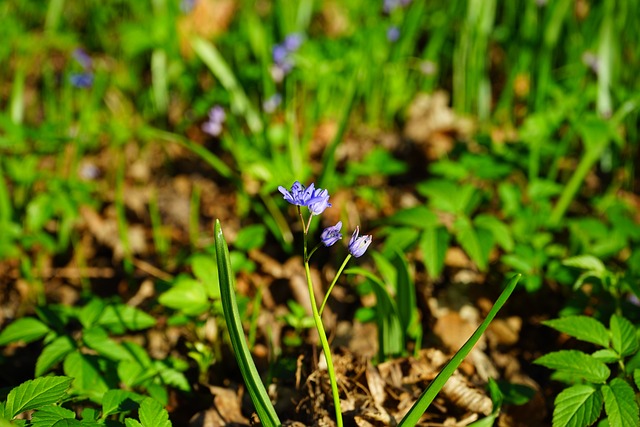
[202,105,226,136]
[70,73,94,88]
[348,226,372,258]
[278,181,314,206]
[387,26,400,42]
[321,221,342,247]
[308,188,331,215]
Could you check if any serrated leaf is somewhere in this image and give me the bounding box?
[97,304,155,334]
[543,316,610,347]
[50,420,82,426]
[610,315,638,357]
[552,384,603,427]
[0,318,51,346]
[4,376,73,419]
[563,255,606,273]
[592,349,619,364]
[101,390,144,418]
[602,378,639,427]
[35,335,75,376]
[535,350,610,384]
[138,398,171,427]
[31,405,76,426]
[124,419,143,427]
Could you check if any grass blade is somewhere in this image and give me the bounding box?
[214,220,280,427]
[398,274,521,426]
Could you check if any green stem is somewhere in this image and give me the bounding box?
[304,260,343,427]
[319,255,352,315]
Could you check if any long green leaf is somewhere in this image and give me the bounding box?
[398,274,520,426]
[552,384,603,427]
[602,378,639,427]
[214,220,280,426]
[0,317,50,346]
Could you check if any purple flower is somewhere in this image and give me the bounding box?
[279,181,315,206]
[387,26,400,42]
[308,188,331,215]
[283,33,303,52]
[348,227,372,258]
[263,93,282,113]
[278,181,332,215]
[202,105,226,136]
[69,73,94,88]
[321,221,342,247]
[272,45,289,65]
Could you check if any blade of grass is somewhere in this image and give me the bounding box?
[214,220,280,427]
[398,274,521,426]
[191,37,263,134]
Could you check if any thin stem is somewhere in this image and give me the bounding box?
[319,254,352,315]
[306,242,323,263]
[304,260,343,427]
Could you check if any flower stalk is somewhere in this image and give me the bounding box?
[278,181,372,427]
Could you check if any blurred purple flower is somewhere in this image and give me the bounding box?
[348,227,372,258]
[202,105,226,137]
[387,26,400,42]
[283,33,303,52]
[70,73,94,88]
[384,0,411,13]
[271,33,304,82]
[73,48,92,69]
[308,188,331,215]
[263,93,282,113]
[321,222,343,247]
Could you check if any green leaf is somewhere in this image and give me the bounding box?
[31,405,76,426]
[592,349,619,364]
[385,206,439,230]
[35,335,75,376]
[543,316,610,347]
[474,214,514,252]
[63,352,110,402]
[138,398,171,427]
[602,378,639,427]
[190,254,220,299]
[634,369,640,391]
[552,384,603,427]
[563,255,606,273]
[83,327,133,361]
[419,226,450,279]
[609,315,638,357]
[393,251,416,337]
[50,420,82,426]
[97,304,156,334]
[0,317,51,346]
[399,274,520,426]
[101,390,144,418]
[455,216,489,271]
[535,350,610,384]
[77,298,106,329]
[158,276,209,316]
[214,220,280,427]
[124,419,143,427]
[4,376,73,419]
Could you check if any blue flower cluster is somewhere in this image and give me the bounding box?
[69,48,93,89]
[279,181,372,257]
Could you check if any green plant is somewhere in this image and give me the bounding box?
[0,376,173,426]
[536,313,640,427]
[0,297,188,405]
